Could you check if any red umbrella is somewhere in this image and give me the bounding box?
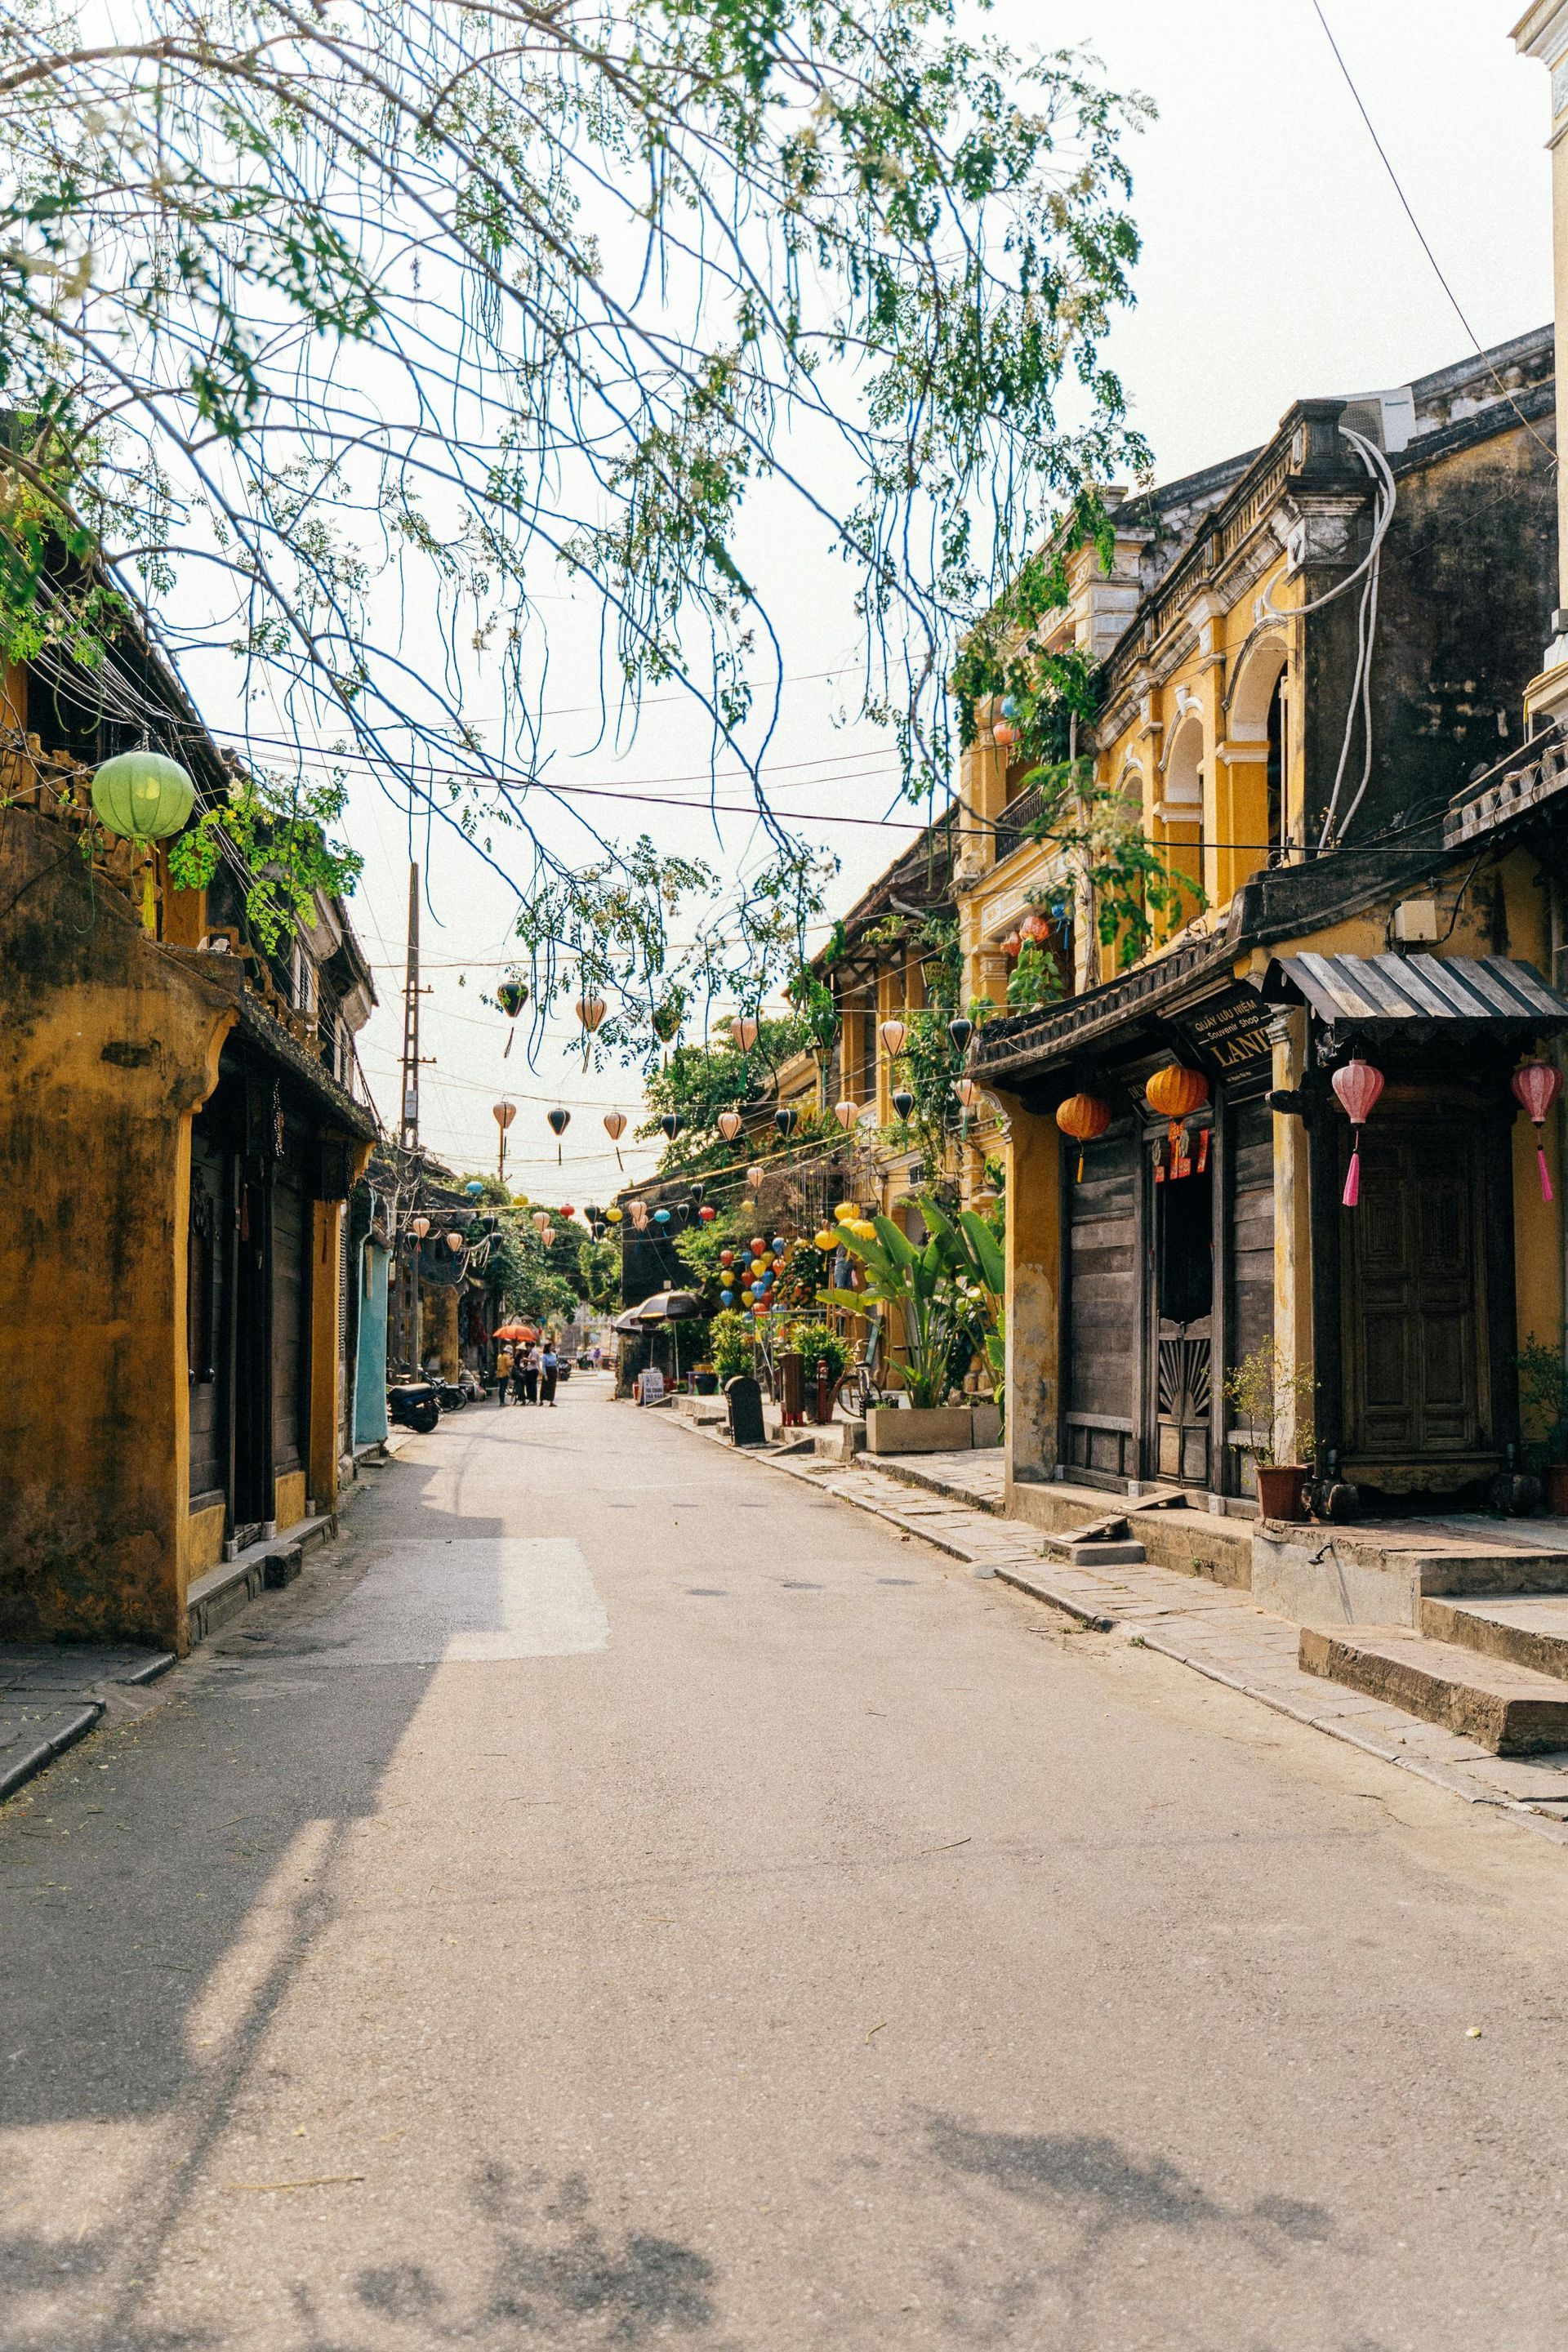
[494,1322,539,1344]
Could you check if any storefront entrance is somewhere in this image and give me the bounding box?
[1328,1099,1510,1504]
[1152,1141,1214,1489]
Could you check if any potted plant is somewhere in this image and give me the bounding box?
[1224,1339,1315,1522]
[1517,1337,1568,1514]
[692,1361,719,1396]
[710,1308,755,1389]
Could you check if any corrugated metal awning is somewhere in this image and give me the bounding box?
[1261,952,1568,1031]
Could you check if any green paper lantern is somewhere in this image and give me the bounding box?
[91,749,196,842]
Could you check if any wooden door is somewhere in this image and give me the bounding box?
[1063,1125,1140,1486]
[1340,1120,1489,1465]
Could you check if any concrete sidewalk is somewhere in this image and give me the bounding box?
[0,1643,175,1800]
[684,1423,1568,1842]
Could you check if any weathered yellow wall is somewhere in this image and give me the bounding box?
[186,1502,227,1576]
[0,809,233,1647]
[274,1470,308,1533]
[996,1096,1062,1490]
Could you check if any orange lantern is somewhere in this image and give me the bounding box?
[1000,930,1022,960]
[1020,910,1052,946]
[1145,1062,1209,1147]
[1055,1091,1112,1180]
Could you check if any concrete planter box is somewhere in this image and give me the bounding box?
[866,1403,1000,1455]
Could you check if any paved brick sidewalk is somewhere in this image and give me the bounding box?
[685,1424,1568,1844]
[0,1645,175,1801]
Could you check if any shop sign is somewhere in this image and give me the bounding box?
[1176,987,1274,1075]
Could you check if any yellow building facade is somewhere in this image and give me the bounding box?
[960,329,1568,1525]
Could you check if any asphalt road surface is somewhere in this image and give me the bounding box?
[6,1375,1568,2351]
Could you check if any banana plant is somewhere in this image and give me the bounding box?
[817,1212,967,1409]
[920,1199,1006,1419]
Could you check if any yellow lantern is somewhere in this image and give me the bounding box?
[813,1229,837,1252]
[1055,1091,1112,1181]
[835,1200,858,1223]
[605,1207,622,1223]
[851,1218,878,1240]
[1145,1063,1209,1146]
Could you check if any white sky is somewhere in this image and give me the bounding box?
[345,0,1556,1203]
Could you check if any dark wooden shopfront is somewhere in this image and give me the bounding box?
[186,1031,368,1551]
[1059,986,1276,1503]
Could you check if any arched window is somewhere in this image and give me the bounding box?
[1227,635,1289,872]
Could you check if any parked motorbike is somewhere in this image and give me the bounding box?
[435,1377,468,1412]
[387,1377,440,1435]
[457,1367,486,1403]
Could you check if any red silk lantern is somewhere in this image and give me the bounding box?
[699,1205,716,1222]
[1331,1058,1385,1208]
[1512,1058,1563,1203]
[720,1249,734,1267]
[1145,1063,1209,1148]
[1056,1091,1112,1181]
[1020,910,1052,946]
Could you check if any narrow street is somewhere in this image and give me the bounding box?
[7,1379,1568,2352]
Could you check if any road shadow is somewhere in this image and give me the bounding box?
[0,1443,510,2338]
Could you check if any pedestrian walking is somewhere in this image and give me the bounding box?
[495,1343,514,1403]
[519,1342,541,1406]
[541,1342,559,1406]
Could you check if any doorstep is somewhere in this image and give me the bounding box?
[675,1414,1568,1843]
[185,1512,336,1648]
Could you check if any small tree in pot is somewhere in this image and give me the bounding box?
[1225,1341,1316,1522]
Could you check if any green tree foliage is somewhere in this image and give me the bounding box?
[640,1017,811,1170]
[577,1239,622,1316]
[1,2,1151,1007]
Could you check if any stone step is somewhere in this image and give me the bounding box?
[1420,1594,1568,1683]
[1299,1624,1568,1754]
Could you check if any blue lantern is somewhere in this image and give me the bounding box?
[720,1290,733,1306]
[465,1179,485,1198]
[770,1235,786,1252]
[653,1208,670,1225]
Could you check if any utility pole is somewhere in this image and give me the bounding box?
[400,862,421,1152]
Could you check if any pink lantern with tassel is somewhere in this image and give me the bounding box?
[1512,1058,1563,1203]
[1331,1058,1385,1208]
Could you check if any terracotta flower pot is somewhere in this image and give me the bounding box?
[1546,1463,1568,1519]
[1255,1463,1308,1523]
